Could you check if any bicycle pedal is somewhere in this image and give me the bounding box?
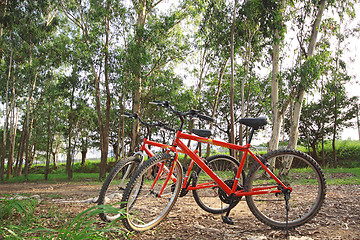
[222,216,234,225]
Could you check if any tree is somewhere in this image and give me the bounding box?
[127,0,196,153]
[59,0,126,179]
[0,0,59,180]
[299,82,358,166]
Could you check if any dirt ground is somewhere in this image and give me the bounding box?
[1,182,359,240]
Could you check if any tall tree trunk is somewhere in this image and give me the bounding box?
[45,77,52,180]
[287,0,326,151]
[206,58,228,157]
[81,138,87,166]
[130,3,147,153]
[116,92,125,160]
[0,44,12,181]
[99,8,111,179]
[66,86,75,179]
[332,85,338,168]
[321,77,325,166]
[24,44,38,178]
[268,0,287,152]
[229,0,238,157]
[7,110,18,180]
[6,71,17,179]
[14,121,26,177]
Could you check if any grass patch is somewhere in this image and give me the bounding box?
[323,167,360,185]
[0,194,128,239]
[3,172,101,184]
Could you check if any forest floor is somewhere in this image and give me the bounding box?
[0,182,359,240]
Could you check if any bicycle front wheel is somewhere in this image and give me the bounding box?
[245,149,326,229]
[192,154,244,214]
[121,153,183,232]
[98,156,141,222]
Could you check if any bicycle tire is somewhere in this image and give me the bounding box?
[245,149,326,229]
[98,156,141,222]
[192,154,245,214]
[121,153,183,232]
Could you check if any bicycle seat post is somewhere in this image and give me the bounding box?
[247,128,255,144]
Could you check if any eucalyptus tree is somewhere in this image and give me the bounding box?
[195,0,268,157]
[0,0,59,180]
[126,0,197,154]
[266,0,359,154]
[59,0,128,179]
[59,0,195,178]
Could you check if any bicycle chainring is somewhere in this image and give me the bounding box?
[218,179,243,204]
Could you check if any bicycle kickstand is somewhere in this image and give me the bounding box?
[221,194,236,225]
[284,189,291,238]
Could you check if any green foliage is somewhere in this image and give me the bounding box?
[0,195,38,239]
[318,140,360,168]
[43,204,128,239]
[0,195,37,223]
[0,195,127,239]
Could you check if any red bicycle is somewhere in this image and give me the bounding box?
[98,112,240,222]
[120,101,326,232]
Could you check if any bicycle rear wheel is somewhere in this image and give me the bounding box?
[245,149,326,229]
[121,153,183,232]
[98,156,141,222]
[192,154,244,214]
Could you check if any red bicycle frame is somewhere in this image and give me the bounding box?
[169,130,292,197]
[140,137,200,189]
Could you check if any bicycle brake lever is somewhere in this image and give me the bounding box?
[121,112,133,118]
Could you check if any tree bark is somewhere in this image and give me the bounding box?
[206,58,228,157]
[99,8,112,179]
[0,44,12,181]
[45,77,52,181]
[268,0,287,152]
[66,86,75,179]
[229,0,238,157]
[14,121,26,177]
[130,1,147,153]
[24,43,38,178]
[287,0,326,151]
[6,72,17,179]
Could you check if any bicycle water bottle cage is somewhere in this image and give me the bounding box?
[191,129,213,138]
[238,117,267,130]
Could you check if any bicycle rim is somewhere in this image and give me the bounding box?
[245,150,326,229]
[121,153,183,232]
[98,157,140,222]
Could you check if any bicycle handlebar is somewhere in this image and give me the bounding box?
[150,100,214,123]
[122,112,175,132]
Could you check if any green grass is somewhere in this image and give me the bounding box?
[323,167,360,185]
[3,172,101,184]
[324,167,360,176]
[0,194,128,239]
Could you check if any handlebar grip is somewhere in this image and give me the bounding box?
[149,100,162,105]
[149,100,169,108]
[197,114,214,122]
[122,112,138,119]
[162,125,176,132]
[122,112,132,117]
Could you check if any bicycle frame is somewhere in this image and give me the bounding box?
[165,130,292,198]
[139,137,202,187]
[140,138,176,158]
